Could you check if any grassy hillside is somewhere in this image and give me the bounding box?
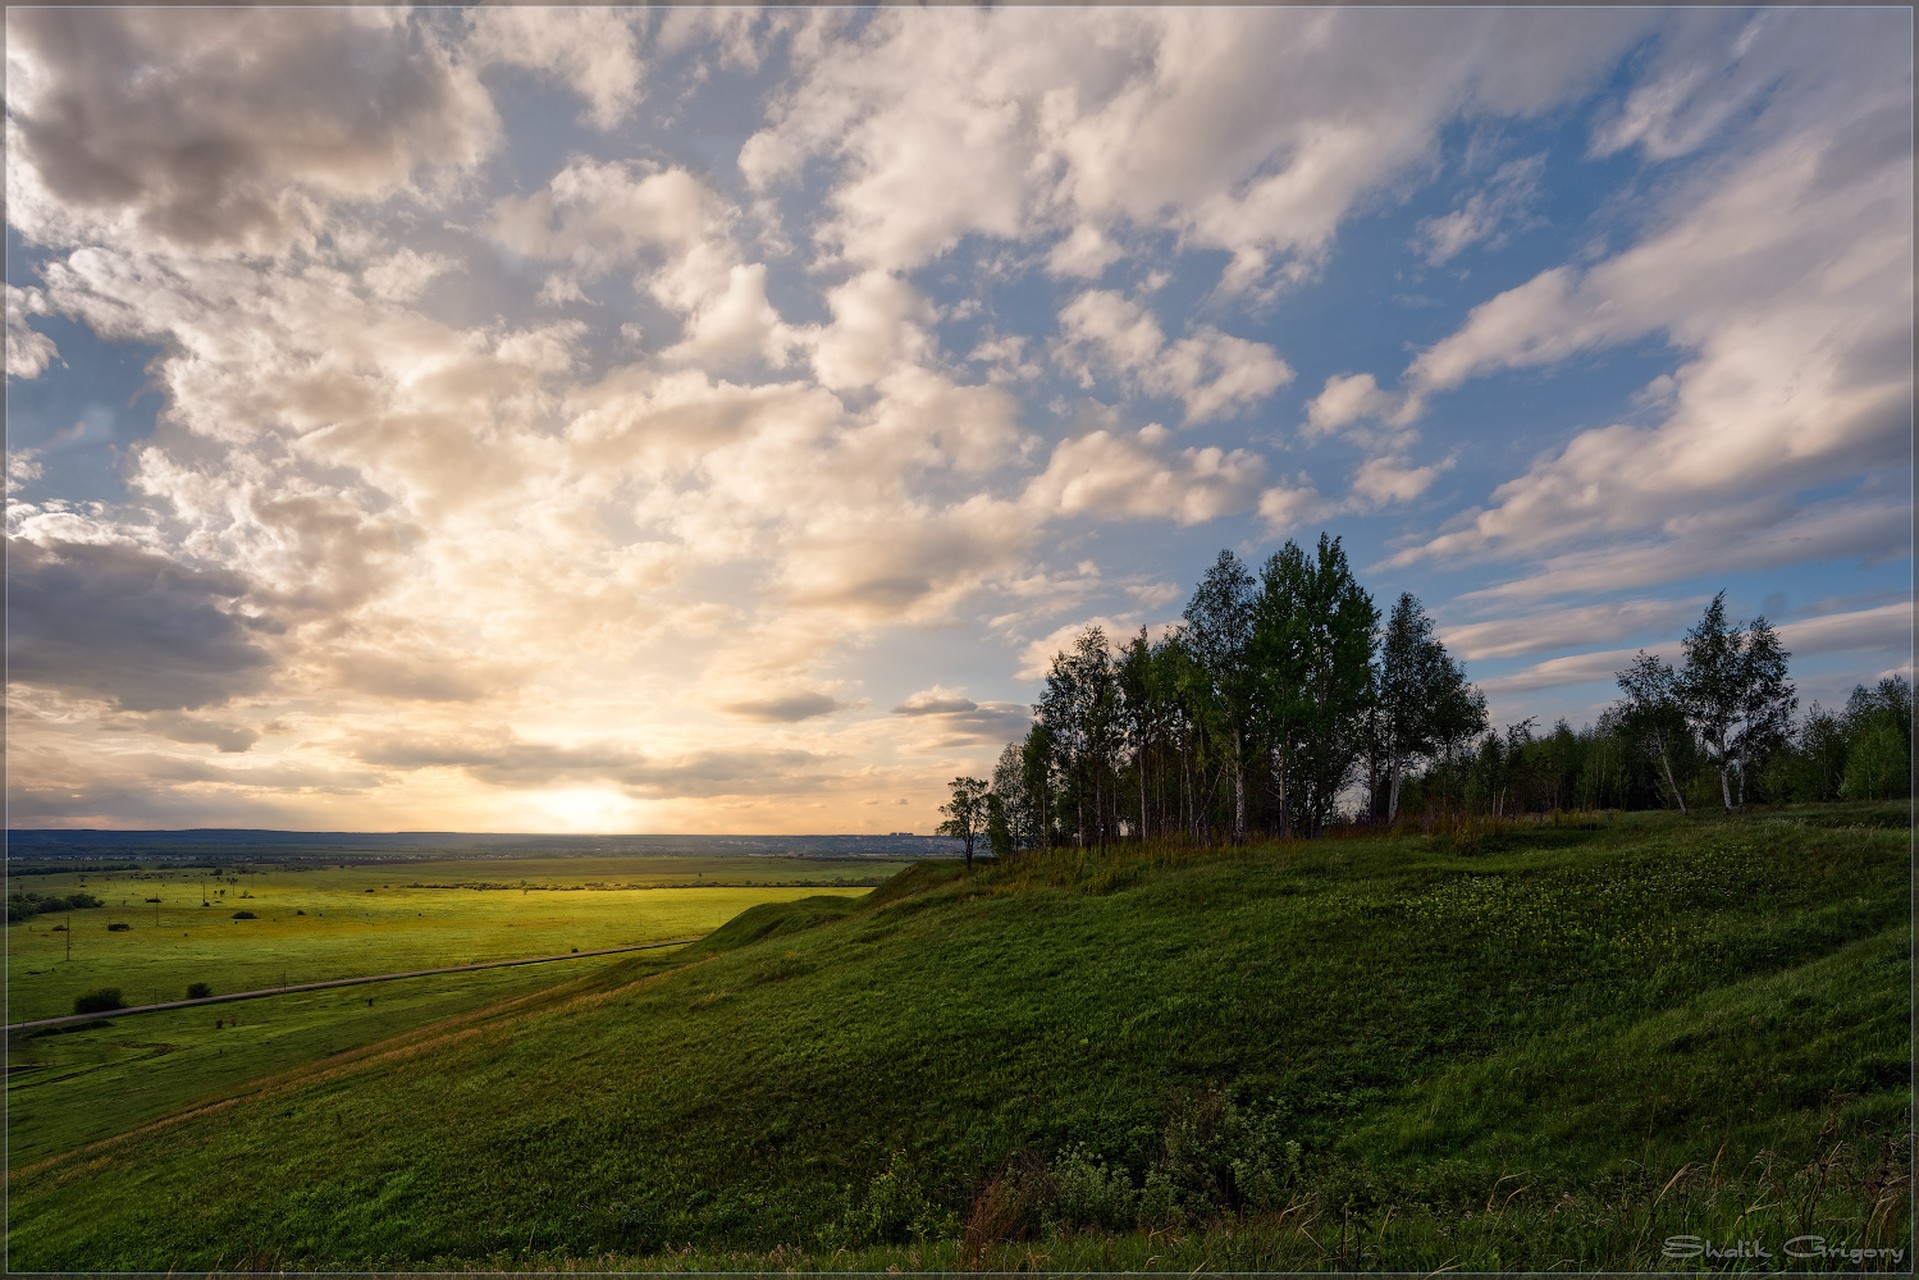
[6,807,1909,1272]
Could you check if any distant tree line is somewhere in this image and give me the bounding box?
[942,537,1912,855]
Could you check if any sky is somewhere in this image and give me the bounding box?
[5,6,1912,835]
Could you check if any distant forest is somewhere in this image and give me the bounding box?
[944,534,1914,855]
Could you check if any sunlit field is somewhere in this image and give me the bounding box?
[6,854,906,1170]
[6,856,906,1023]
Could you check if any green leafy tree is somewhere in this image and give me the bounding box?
[1019,724,1058,849]
[937,776,991,869]
[1839,677,1913,801]
[1182,551,1258,842]
[1842,718,1910,800]
[1674,593,1796,810]
[1376,593,1479,823]
[1115,627,1168,842]
[988,741,1036,854]
[1251,535,1378,836]
[1036,627,1122,848]
[1615,651,1692,813]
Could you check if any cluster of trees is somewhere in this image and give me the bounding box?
[934,539,1912,857]
[943,535,1485,854]
[1393,600,1909,821]
[7,890,104,924]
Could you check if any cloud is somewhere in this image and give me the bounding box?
[807,270,934,391]
[327,650,495,704]
[6,286,60,379]
[1046,224,1125,279]
[1584,10,1894,165]
[362,248,458,303]
[1257,481,1329,535]
[893,686,978,716]
[465,8,645,132]
[135,711,261,754]
[6,537,276,711]
[742,8,1651,289]
[352,731,836,800]
[1470,601,1913,703]
[1014,616,1133,681]
[1056,290,1292,424]
[1414,152,1546,265]
[889,686,1030,747]
[1303,373,1404,441]
[721,692,846,723]
[1775,603,1913,657]
[1438,597,1706,662]
[775,495,1033,622]
[1024,427,1267,527]
[1397,95,1912,564]
[1441,494,1912,603]
[485,159,717,279]
[1476,647,1645,698]
[1350,454,1451,507]
[5,8,497,253]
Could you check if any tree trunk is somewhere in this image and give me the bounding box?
[1274,745,1290,840]
[1659,743,1688,814]
[1232,726,1247,844]
[1719,765,1734,813]
[1367,742,1378,825]
[1388,759,1403,824]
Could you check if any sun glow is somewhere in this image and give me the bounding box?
[524,788,648,834]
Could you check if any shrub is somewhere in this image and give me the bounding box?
[1048,1144,1139,1233]
[823,1149,957,1248]
[186,982,213,1000]
[231,910,257,920]
[106,921,131,932]
[73,988,127,1014]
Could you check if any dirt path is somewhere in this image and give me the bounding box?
[5,937,701,1032]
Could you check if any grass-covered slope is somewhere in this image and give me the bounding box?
[6,808,1910,1272]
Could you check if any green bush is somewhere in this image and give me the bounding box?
[72,988,127,1015]
[231,910,257,920]
[1048,1144,1139,1233]
[186,982,213,1000]
[823,1150,957,1248]
[106,921,131,932]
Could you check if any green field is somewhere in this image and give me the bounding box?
[6,951,675,1168]
[7,856,903,1023]
[5,809,1910,1272]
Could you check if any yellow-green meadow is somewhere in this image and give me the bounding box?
[8,856,903,1023]
[6,853,908,1165]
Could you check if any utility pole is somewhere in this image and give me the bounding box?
[64,914,71,961]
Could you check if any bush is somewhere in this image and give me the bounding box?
[231,910,257,920]
[106,921,131,932]
[73,988,127,1015]
[1049,1144,1139,1233]
[186,982,213,1000]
